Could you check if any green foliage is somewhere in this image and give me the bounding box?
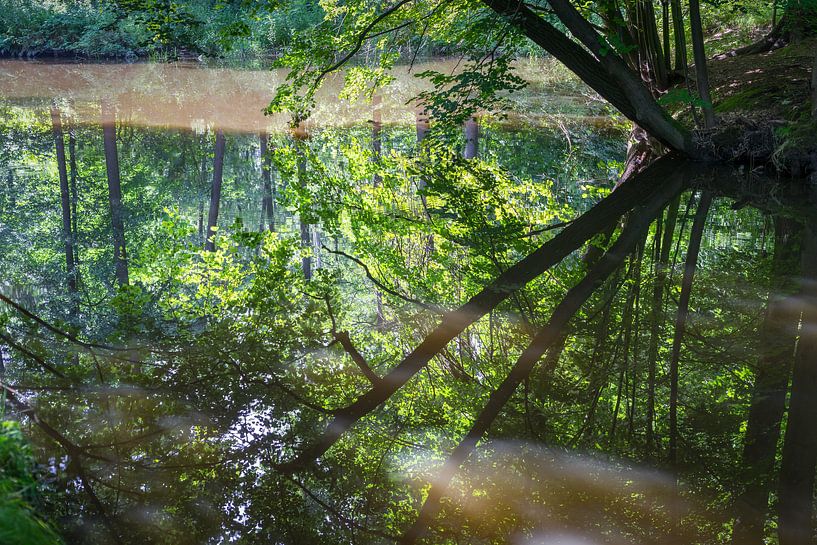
[0,421,62,545]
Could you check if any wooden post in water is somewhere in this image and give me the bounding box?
[101,99,129,286]
[463,116,479,159]
[205,128,226,252]
[50,101,76,294]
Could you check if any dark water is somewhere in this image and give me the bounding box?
[0,61,815,545]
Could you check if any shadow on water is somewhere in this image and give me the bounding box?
[1,61,817,545]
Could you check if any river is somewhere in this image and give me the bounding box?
[0,59,814,545]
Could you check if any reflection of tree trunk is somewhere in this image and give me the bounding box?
[416,109,434,257]
[373,95,383,187]
[400,167,684,545]
[666,191,711,535]
[51,102,76,294]
[68,120,79,269]
[778,215,817,545]
[101,100,128,286]
[668,191,711,466]
[259,132,275,232]
[205,129,226,252]
[689,0,716,128]
[645,194,681,458]
[732,217,802,545]
[372,98,385,327]
[294,123,311,280]
[276,156,688,475]
[463,117,478,159]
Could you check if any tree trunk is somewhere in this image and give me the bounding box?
[777,215,817,545]
[689,0,716,128]
[671,0,688,72]
[463,116,479,159]
[205,129,226,252]
[101,100,128,286]
[662,0,672,72]
[481,0,694,154]
[811,52,817,120]
[260,132,275,232]
[51,102,77,294]
[732,217,803,545]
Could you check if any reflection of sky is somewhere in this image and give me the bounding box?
[0,59,603,133]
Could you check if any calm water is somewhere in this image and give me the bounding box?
[0,60,815,545]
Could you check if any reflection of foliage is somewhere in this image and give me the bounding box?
[0,421,62,545]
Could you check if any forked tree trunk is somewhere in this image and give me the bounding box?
[777,215,817,545]
[732,217,803,545]
[101,100,128,286]
[50,102,76,294]
[205,129,226,252]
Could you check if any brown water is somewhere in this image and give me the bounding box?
[0,58,598,132]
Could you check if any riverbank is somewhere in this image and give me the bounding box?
[690,37,816,175]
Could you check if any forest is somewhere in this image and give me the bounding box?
[0,0,816,544]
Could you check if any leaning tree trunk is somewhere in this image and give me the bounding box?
[481,0,694,154]
[732,217,803,545]
[205,129,226,252]
[101,100,128,286]
[777,214,817,545]
[50,102,77,295]
[689,0,716,128]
